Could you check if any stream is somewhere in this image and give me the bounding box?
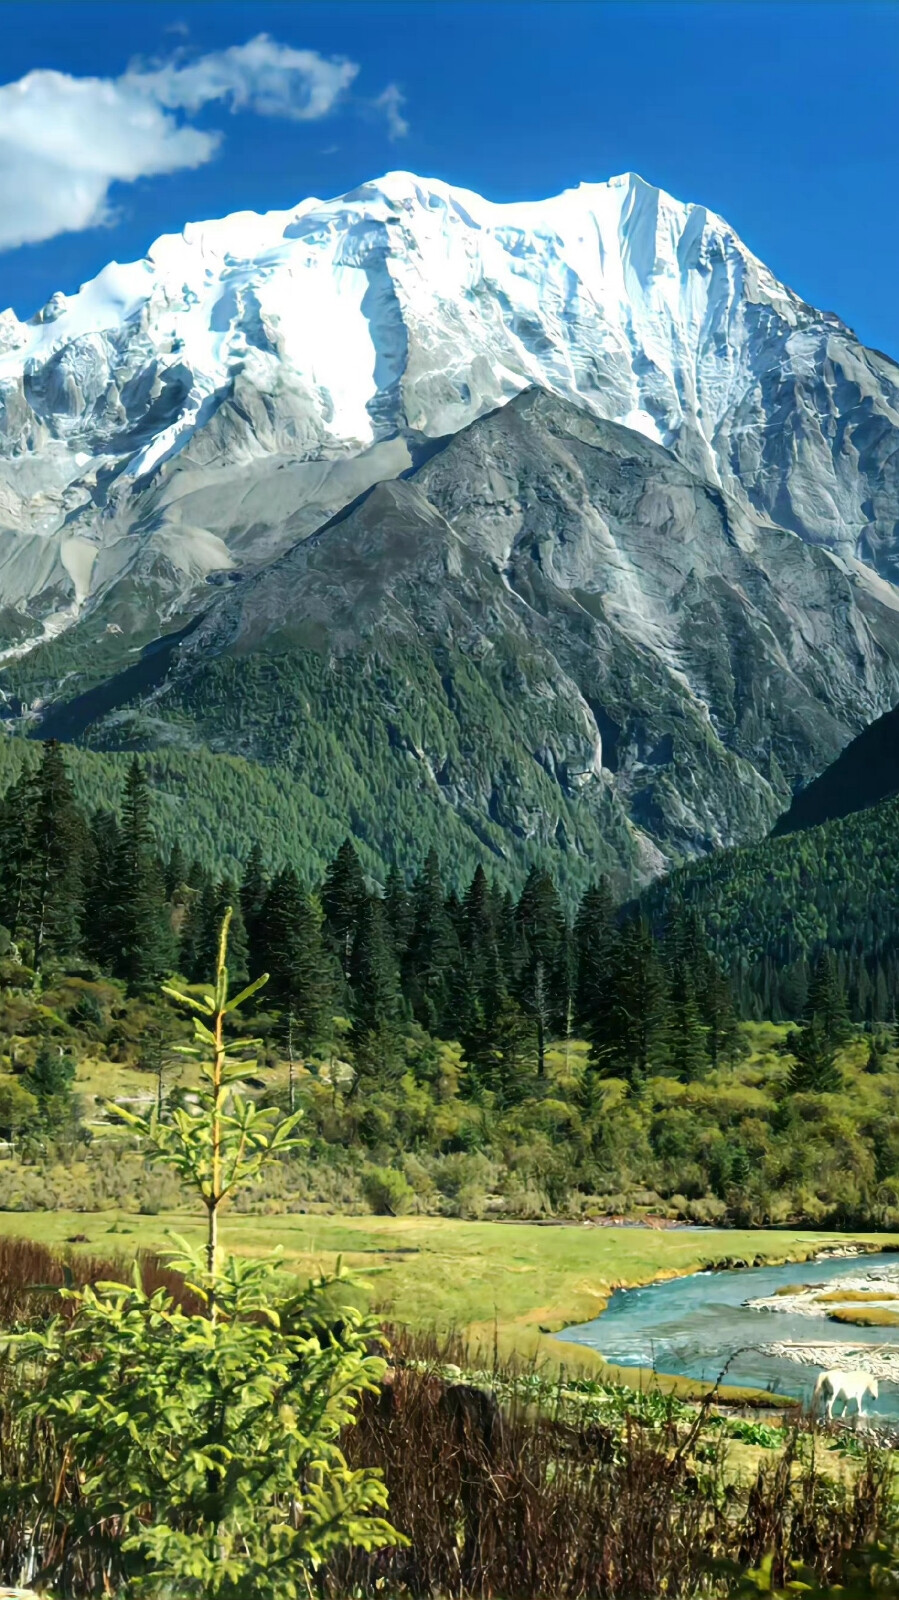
[559,1249,899,1416]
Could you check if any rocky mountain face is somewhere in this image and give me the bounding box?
[30,392,899,890]
[3,169,899,886]
[4,170,899,639]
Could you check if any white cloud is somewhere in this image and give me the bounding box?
[0,35,404,253]
[0,69,218,250]
[127,34,359,122]
[373,84,409,141]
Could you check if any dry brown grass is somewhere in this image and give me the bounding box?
[828,1305,899,1326]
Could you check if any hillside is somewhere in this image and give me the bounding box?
[0,737,393,884]
[774,699,899,835]
[639,791,899,1017]
[8,391,899,895]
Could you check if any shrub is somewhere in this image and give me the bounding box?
[362,1163,415,1215]
[5,911,401,1598]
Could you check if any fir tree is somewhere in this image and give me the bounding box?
[258,869,336,1109]
[23,742,86,973]
[515,867,569,1076]
[239,842,268,970]
[22,1043,77,1128]
[591,917,667,1085]
[574,880,616,1033]
[786,1015,843,1094]
[83,811,120,970]
[865,1036,889,1075]
[383,864,414,958]
[109,759,173,992]
[164,842,187,899]
[805,950,852,1048]
[180,876,217,982]
[322,838,366,979]
[701,963,742,1068]
[665,956,707,1081]
[349,895,402,1083]
[489,997,539,1107]
[403,849,460,1034]
[0,769,35,949]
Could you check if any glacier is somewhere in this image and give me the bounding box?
[2,167,899,645]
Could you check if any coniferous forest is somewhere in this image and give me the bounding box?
[1,740,899,1229]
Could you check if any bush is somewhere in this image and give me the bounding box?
[362,1164,415,1215]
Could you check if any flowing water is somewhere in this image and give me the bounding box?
[559,1250,899,1416]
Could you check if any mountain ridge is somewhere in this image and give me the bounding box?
[20,388,899,893]
[4,170,899,890]
[4,167,899,648]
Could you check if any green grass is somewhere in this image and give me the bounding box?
[2,1209,894,1386]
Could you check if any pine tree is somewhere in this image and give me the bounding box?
[403,849,460,1034]
[383,864,414,959]
[515,867,568,1076]
[177,870,210,981]
[574,880,616,1033]
[805,950,852,1048]
[865,1036,889,1075]
[181,876,217,982]
[83,811,120,970]
[15,743,86,973]
[702,964,742,1068]
[591,917,667,1085]
[349,895,402,1083]
[164,842,187,899]
[240,842,268,970]
[495,888,523,988]
[258,869,336,1109]
[786,1015,843,1094]
[22,1042,77,1128]
[490,997,539,1107]
[0,768,35,948]
[109,759,173,992]
[665,956,707,1081]
[322,839,366,979]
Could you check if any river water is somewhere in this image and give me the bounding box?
[559,1250,899,1416]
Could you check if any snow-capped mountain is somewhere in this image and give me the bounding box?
[3,168,899,652]
[6,168,899,885]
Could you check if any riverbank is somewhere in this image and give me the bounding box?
[1,1209,897,1388]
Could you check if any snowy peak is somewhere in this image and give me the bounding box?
[0,167,899,652]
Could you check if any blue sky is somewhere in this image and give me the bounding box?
[2,2,897,354]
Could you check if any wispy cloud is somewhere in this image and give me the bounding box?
[127,35,359,123]
[0,34,406,253]
[373,83,409,141]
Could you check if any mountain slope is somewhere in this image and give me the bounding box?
[637,788,899,1017]
[773,700,899,835]
[4,168,899,660]
[23,389,899,894]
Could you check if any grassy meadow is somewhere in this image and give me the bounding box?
[2,1208,896,1379]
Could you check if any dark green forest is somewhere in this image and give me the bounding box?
[2,740,899,1228]
[638,790,899,1023]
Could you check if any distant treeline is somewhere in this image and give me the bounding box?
[638,791,899,1025]
[0,741,746,1097]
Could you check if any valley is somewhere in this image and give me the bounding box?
[4,155,899,1600]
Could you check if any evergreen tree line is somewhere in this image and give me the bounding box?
[0,742,881,1107]
[0,744,744,1101]
[731,946,899,1029]
[637,787,899,1015]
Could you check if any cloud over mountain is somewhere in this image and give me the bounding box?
[0,35,400,251]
